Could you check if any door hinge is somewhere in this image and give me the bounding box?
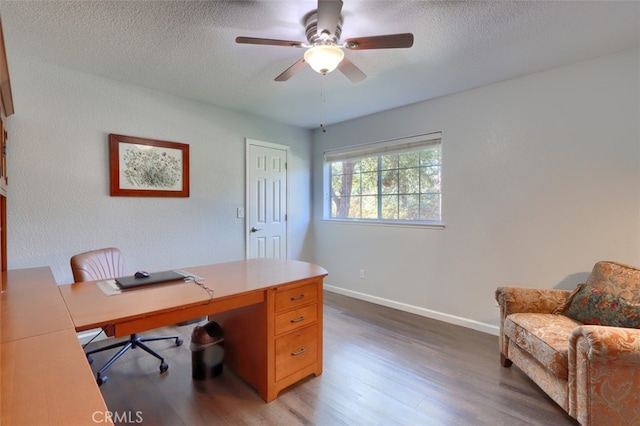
[285,214,288,221]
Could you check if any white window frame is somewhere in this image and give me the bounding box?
[323,132,444,229]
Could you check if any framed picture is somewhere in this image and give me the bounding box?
[109,134,189,197]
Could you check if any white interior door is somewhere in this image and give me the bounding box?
[246,139,288,259]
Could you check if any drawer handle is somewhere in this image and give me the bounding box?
[290,294,305,301]
[290,315,306,323]
[291,347,306,356]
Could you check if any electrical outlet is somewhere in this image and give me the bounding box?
[359,269,365,279]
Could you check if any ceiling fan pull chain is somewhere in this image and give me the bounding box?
[320,75,327,133]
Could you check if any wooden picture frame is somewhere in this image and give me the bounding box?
[109,134,189,197]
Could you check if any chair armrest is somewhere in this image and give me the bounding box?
[495,286,571,357]
[495,286,570,317]
[570,325,640,365]
[568,325,640,424]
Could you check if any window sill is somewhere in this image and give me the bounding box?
[320,219,445,230]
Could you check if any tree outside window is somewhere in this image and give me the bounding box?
[327,135,442,224]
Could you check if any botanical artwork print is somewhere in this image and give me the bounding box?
[119,143,182,190]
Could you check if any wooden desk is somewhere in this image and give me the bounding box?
[1,267,74,343]
[1,267,112,425]
[1,329,113,425]
[59,258,328,402]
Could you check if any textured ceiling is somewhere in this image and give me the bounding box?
[1,1,639,129]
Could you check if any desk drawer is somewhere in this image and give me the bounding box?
[274,304,318,336]
[274,282,318,313]
[275,324,318,381]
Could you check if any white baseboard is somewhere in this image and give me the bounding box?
[323,284,499,336]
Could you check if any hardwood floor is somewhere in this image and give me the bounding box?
[86,291,578,425]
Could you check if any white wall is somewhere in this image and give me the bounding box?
[311,49,640,334]
[5,50,639,336]
[5,56,312,284]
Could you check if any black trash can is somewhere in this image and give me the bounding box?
[190,321,224,380]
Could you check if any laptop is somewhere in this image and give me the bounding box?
[115,270,185,290]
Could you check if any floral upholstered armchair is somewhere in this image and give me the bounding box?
[495,261,640,426]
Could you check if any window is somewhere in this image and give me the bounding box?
[324,133,442,225]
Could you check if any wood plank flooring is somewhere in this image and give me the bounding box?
[86,291,578,425]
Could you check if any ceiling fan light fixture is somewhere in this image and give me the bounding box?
[304,45,344,74]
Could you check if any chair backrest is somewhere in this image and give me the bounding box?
[70,247,125,282]
[585,261,640,303]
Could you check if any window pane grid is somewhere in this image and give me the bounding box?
[328,137,441,223]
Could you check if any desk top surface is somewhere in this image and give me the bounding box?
[1,266,113,425]
[1,328,112,425]
[59,258,328,332]
[1,267,75,343]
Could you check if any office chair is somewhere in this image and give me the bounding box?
[70,247,183,386]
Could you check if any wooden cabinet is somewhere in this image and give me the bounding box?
[209,275,324,402]
[0,14,15,117]
[0,117,6,273]
[270,280,322,395]
[0,13,13,275]
[0,116,6,196]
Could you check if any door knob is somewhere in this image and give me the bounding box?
[250,227,262,233]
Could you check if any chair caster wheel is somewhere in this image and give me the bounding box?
[97,375,107,386]
[160,361,168,373]
[87,355,94,364]
[175,338,183,346]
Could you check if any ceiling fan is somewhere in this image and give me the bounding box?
[236,0,414,83]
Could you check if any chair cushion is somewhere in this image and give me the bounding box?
[504,313,582,379]
[565,284,640,329]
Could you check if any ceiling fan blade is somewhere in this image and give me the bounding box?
[344,33,414,50]
[338,57,367,83]
[236,36,304,48]
[275,58,307,82]
[317,0,343,37]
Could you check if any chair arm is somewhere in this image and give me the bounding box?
[568,325,640,425]
[570,325,640,365]
[495,286,570,318]
[495,287,571,357]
